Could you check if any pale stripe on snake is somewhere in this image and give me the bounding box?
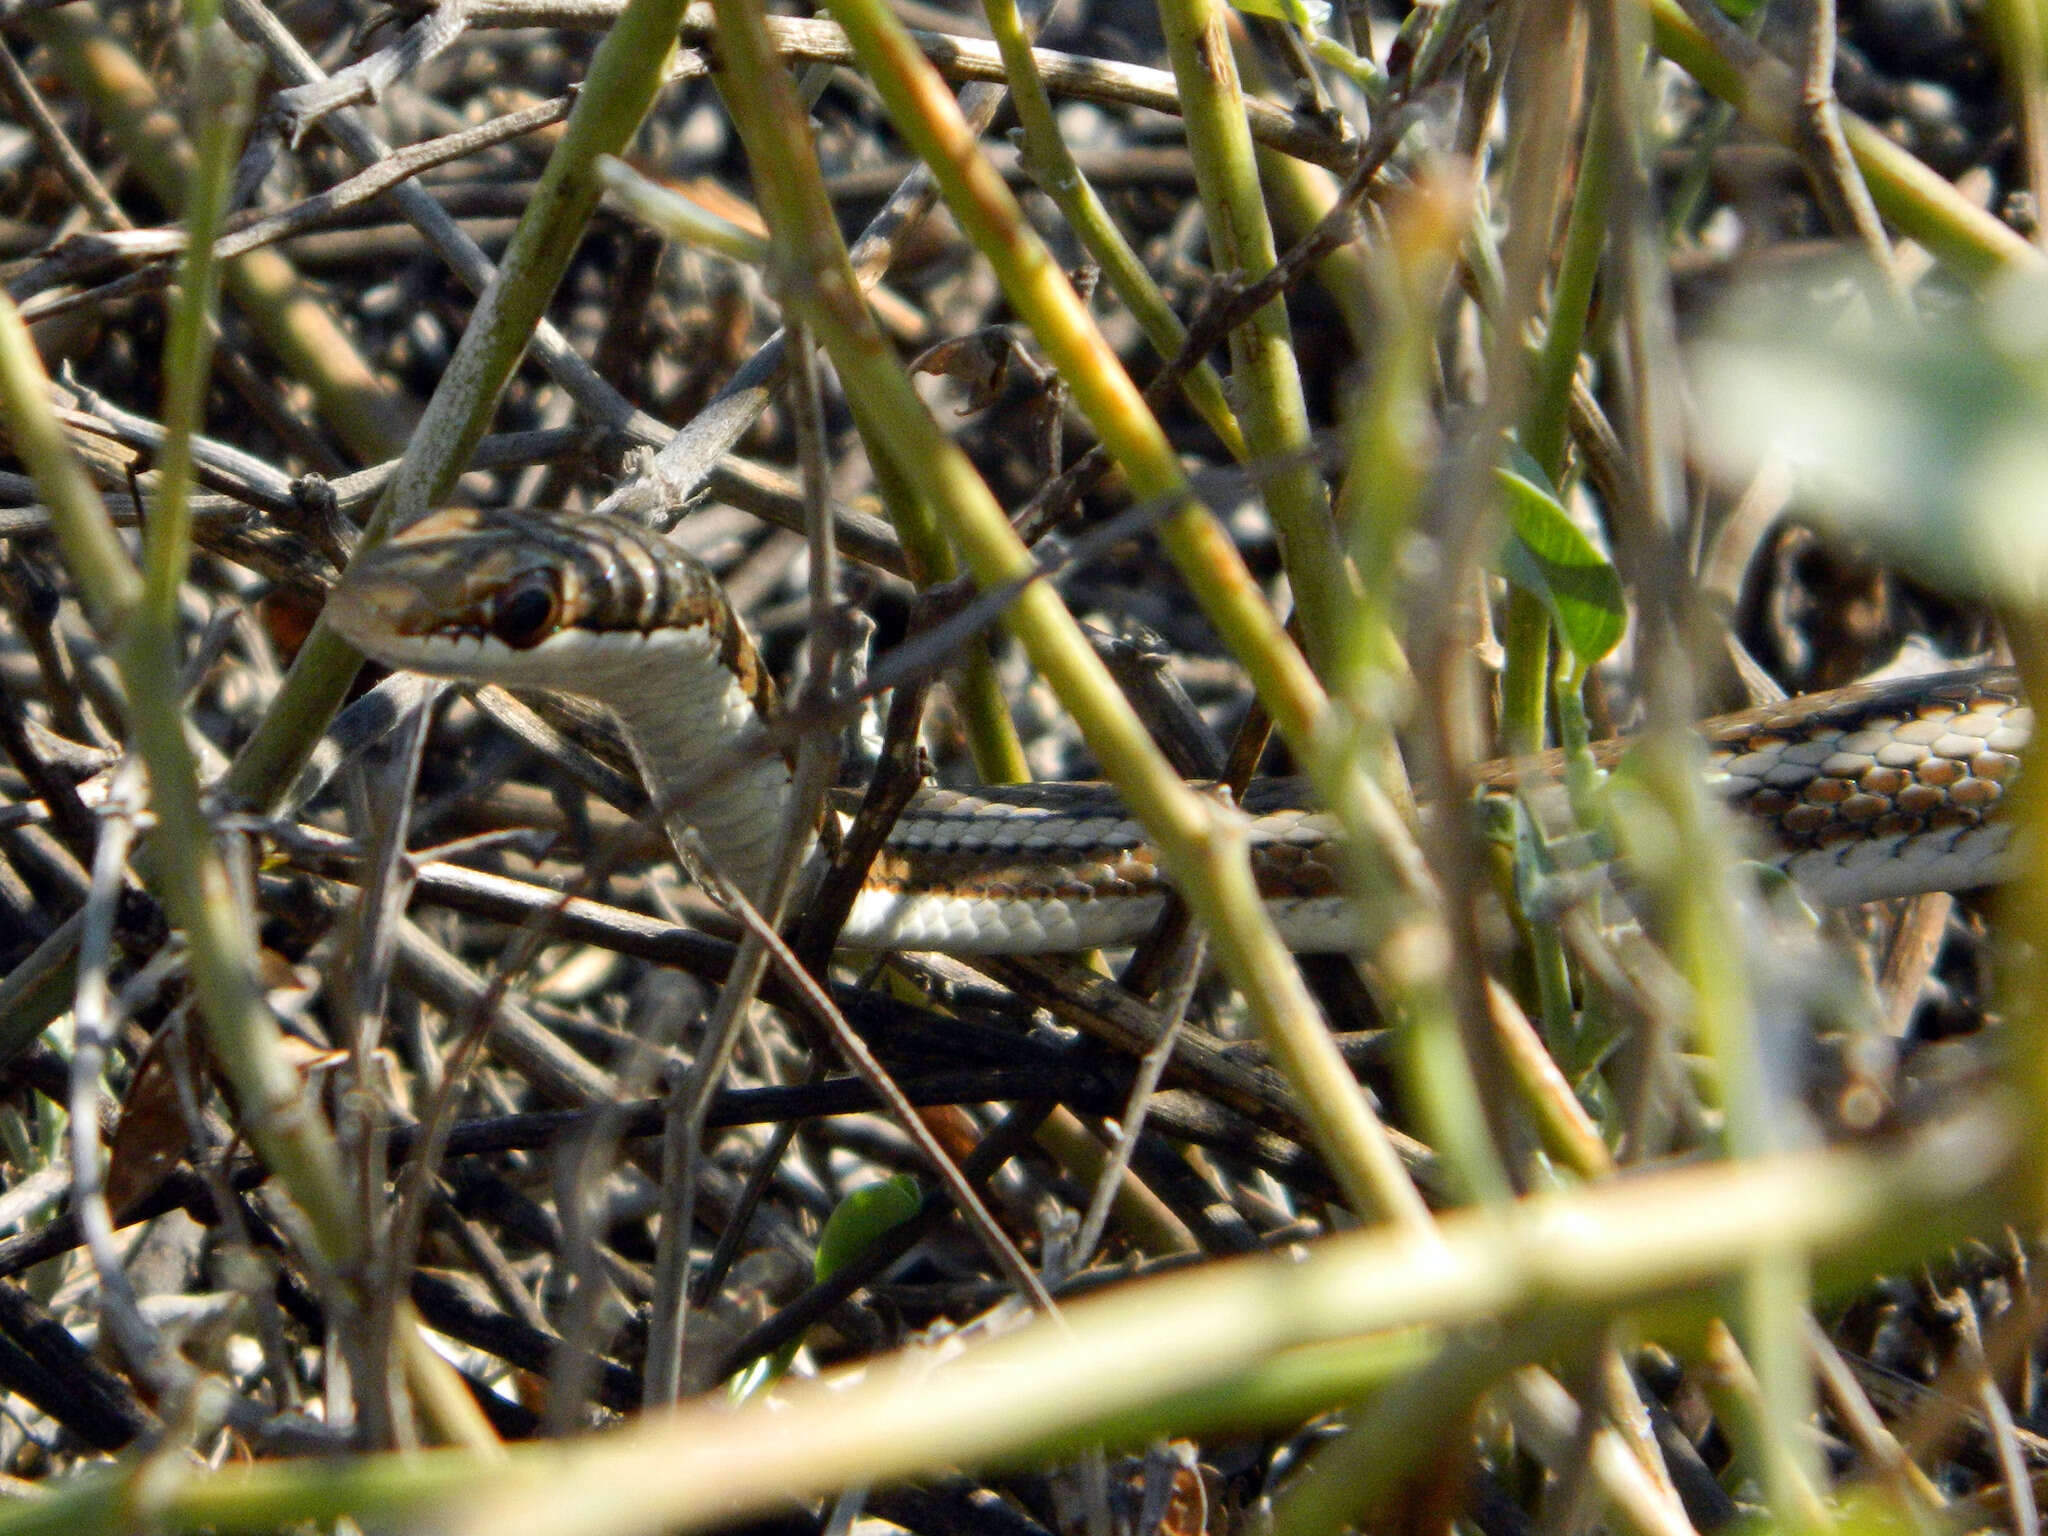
[324,508,2032,954]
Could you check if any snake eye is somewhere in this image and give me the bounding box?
[488,578,559,649]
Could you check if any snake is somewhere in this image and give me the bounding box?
[323,508,2033,954]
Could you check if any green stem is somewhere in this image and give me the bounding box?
[1524,108,1611,485]
[980,0,1246,457]
[4,1123,2003,1536]
[0,292,357,1271]
[867,448,1028,782]
[1498,588,1552,762]
[1647,0,2040,280]
[814,0,1330,763]
[1152,0,1350,672]
[140,20,250,630]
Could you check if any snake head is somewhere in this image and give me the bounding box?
[327,505,801,905]
[324,506,777,719]
[326,508,565,662]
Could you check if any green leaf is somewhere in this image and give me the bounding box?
[730,1174,926,1401]
[815,1175,923,1283]
[1492,459,1626,678]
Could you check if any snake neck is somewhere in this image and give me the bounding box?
[601,636,798,908]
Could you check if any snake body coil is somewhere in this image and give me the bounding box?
[327,509,2032,953]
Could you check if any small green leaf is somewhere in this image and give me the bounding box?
[730,1175,926,1400]
[1492,459,1626,678]
[815,1175,923,1283]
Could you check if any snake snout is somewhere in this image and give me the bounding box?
[324,568,430,657]
[327,510,535,658]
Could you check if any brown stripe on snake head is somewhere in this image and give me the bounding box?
[329,507,780,724]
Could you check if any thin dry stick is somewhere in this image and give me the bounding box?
[717,872,1062,1321]
[642,312,851,1406]
[342,695,439,1446]
[1061,931,1207,1280]
[13,99,575,321]
[70,763,180,1394]
[1793,0,1906,308]
[0,36,126,228]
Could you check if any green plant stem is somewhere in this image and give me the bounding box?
[1304,31,1386,96]
[1987,0,2048,256]
[1513,100,1613,1053]
[815,0,1329,763]
[1526,110,1611,487]
[0,293,357,1272]
[1646,0,2041,280]
[1498,588,1552,762]
[793,0,1436,1216]
[1699,1317,1829,1531]
[980,0,1246,458]
[1737,1255,1830,1532]
[139,19,248,631]
[1152,0,1350,673]
[1486,14,1583,758]
[0,3,360,1270]
[803,0,1451,1218]
[867,448,1028,782]
[1320,179,1514,1207]
[1273,1311,1596,1536]
[1999,622,2048,1223]
[3,1117,2000,1536]
[1255,147,1380,348]
[1498,589,1577,1052]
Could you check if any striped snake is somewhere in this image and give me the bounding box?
[325,509,2032,954]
